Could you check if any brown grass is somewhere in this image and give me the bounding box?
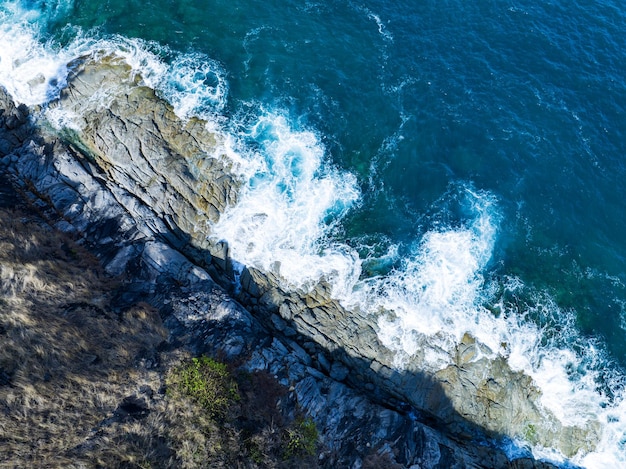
[0,206,166,467]
[0,204,321,468]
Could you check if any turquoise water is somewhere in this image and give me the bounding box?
[2,0,626,465]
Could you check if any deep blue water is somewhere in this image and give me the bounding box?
[57,0,626,366]
[2,0,626,464]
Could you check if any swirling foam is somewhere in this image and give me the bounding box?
[210,110,361,297]
[2,3,626,465]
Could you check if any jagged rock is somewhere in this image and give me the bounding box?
[0,88,30,154]
[0,57,569,468]
[60,55,236,220]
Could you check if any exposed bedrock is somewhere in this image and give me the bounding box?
[0,54,586,467]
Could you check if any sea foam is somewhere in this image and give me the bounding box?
[2,3,626,466]
[0,2,227,123]
[210,110,361,297]
[0,12,69,105]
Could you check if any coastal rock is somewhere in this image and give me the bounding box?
[0,56,571,467]
[241,260,596,457]
[52,55,237,259]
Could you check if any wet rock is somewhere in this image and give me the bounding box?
[0,59,567,468]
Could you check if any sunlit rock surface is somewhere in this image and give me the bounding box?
[0,56,570,468]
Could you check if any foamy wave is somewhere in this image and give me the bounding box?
[0,10,70,105]
[157,54,228,120]
[343,187,499,362]
[496,281,626,466]
[367,11,393,43]
[3,4,626,465]
[338,185,625,464]
[0,3,227,122]
[0,9,148,107]
[210,110,361,296]
[580,396,626,468]
[66,43,227,123]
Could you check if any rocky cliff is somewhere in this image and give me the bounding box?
[0,52,577,468]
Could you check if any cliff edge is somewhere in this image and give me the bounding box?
[0,53,571,468]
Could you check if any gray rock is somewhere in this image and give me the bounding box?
[329,361,349,382]
[0,58,568,468]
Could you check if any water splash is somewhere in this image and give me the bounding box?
[210,109,361,297]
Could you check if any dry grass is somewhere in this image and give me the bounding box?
[0,204,321,468]
[0,206,167,467]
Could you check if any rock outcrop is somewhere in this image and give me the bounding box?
[0,53,578,467]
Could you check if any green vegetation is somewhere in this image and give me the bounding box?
[167,356,239,418]
[0,201,322,468]
[284,416,318,459]
[163,355,321,467]
[523,422,538,444]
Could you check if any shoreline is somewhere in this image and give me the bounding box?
[0,55,572,468]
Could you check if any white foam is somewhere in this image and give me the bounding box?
[210,110,361,296]
[0,2,227,124]
[3,4,626,465]
[579,396,626,468]
[367,11,394,43]
[339,186,625,465]
[0,13,69,105]
[0,5,144,107]
[344,188,499,358]
[96,52,626,469]
[152,54,228,120]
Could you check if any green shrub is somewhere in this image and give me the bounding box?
[245,439,264,464]
[167,356,239,419]
[284,416,318,459]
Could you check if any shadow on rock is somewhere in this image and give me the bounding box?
[0,68,576,468]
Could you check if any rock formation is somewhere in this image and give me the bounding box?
[0,52,579,467]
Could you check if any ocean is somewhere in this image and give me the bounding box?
[1,0,625,466]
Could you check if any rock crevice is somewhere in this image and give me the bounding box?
[0,57,575,468]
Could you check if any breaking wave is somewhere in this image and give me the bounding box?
[1,2,625,466]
